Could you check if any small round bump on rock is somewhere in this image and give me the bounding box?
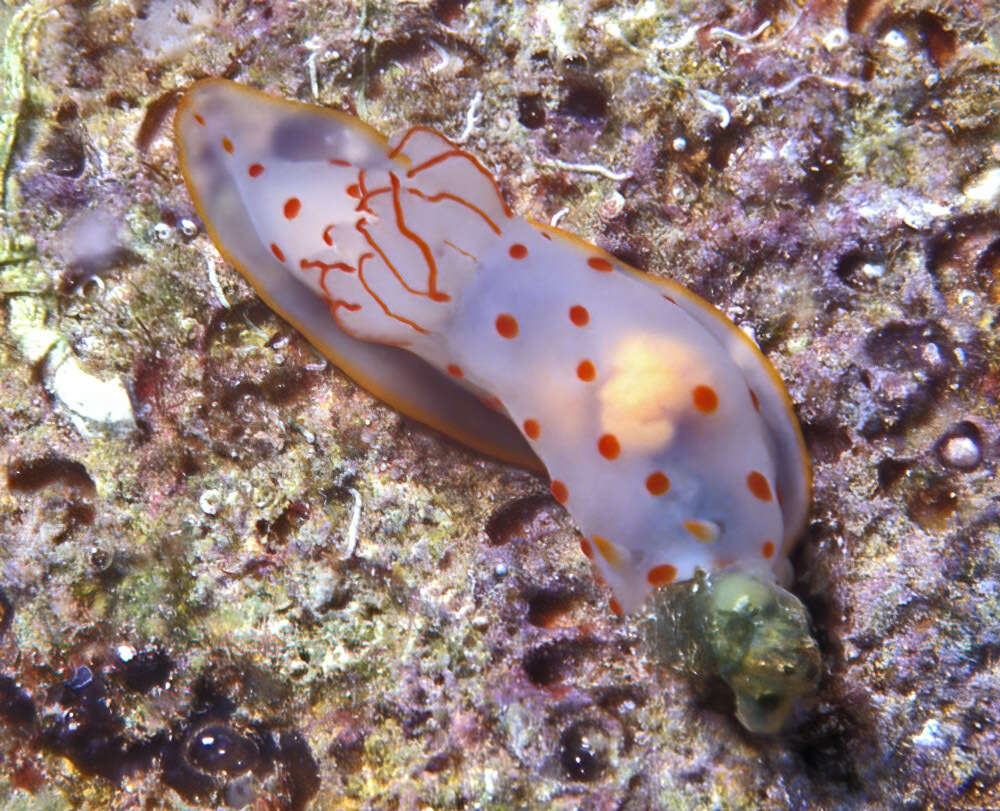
[935,421,983,471]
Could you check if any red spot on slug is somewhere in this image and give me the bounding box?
[598,434,620,460]
[609,597,624,616]
[270,243,286,262]
[749,388,761,412]
[248,163,265,177]
[523,419,541,440]
[495,314,519,338]
[569,305,589,326]
[347,184,361,198]
[283,197,302,220]
[662,294,677,304]
[576,360,596,382]
[550,480,569,504]
[509,243,528,260]
[646,472,670,496]
[647,565,677,586]
[447,364,463,378]
[762,540,776,559]
[693,385,719,413]
[329,158,351,167]
[221,137,234,153]
[588,256,614,272]
[580,537,594,559]
[747,471,773,501]
[684,520,717,543]
[193,113,206,126]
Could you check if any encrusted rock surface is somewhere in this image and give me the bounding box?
[1,1,998,808]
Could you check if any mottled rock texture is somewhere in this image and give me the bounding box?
[1,0,998,808]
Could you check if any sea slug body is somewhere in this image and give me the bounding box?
[175,80,811,616]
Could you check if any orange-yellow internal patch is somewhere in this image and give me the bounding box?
[592,535,622,568]
[683,520,718,543]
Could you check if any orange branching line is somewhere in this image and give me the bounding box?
[390,126,514,219]
[355,252,431,335]
[356,216,444,304]
[326,299,361,338]
[443,240,478,261]
[326,297,363,337]
[389,172,450,303]
[357,184,392,214]
[388,125,455,160]
[306,255,363,336]
[305,258,358,311]
[301,257,356,303]
[405,150,514,218]
[300,258,356,275]
[405,187,502,236]
[354,167,395,215]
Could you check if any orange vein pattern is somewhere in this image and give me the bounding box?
[405,187,503,236]
[355,252,431,335]
[390,126,514,218]
[388,173,450,302]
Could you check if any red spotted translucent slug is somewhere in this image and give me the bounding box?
[174,79,812,621]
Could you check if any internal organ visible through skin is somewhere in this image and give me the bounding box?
[176,80,811,615]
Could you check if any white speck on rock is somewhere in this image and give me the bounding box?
[964,166,1000,203]
[822,27,849,51]
[199,489,222,515]
[911,718,945,748]
[882,30,907,49]
[44,340,136,435]
[941,436,980,469]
